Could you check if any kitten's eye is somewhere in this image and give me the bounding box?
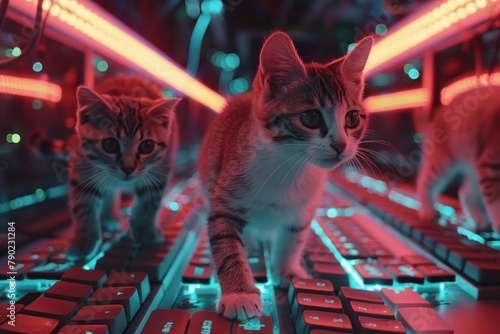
[345,110,360,128]
[101,138,119,153]
[300,109,322,129]
[138,140,155,154]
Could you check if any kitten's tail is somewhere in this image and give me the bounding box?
[29,129,69,155]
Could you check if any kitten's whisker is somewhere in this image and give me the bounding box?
[292,152,312,188]
[252,149,308,198]
[278,150,310,189]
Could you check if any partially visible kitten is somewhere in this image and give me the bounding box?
[198,31,373,320]
[417,85,500,233]
[67,75,180,261]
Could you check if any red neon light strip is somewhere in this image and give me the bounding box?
[364,88,428,113]
[0,74,62,102]
[441,71,500,105]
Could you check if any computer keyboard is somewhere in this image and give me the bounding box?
[1,173,500,333]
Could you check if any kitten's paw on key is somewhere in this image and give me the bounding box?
[218,292,262,321]
[273,264,308,288]
[66,237,102,261]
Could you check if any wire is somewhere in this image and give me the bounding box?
[0,0,10,34]
[0,0,50,68]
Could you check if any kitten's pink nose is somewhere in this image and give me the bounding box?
[331,142,346,155]
[121,167,135,175]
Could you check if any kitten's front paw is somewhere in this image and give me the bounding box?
[66,237,102,261]
[218,292,262,321]
[273,265,309,288]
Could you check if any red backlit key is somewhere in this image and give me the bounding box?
[186,311,231,334]
[378,257,407,267]
[44,281,93,303]
[380,288,430,310]
[300,310,352,333]
[88,286,140,322]
[291,293,343,319]
[129,257,169,282]
[353,262,393,285]
[231,316,273,334]
[58,324,109,334]
[62,267,107,290]
[311,263,350,288]
[0,314,58,334]
[142,309,190,334]
[0,303,24,324]
[288,278,334,305]
[338,287,384,305]
[23,296,77,322]
[463,260,500,284]
[103,272,150,303]
[349,301,394,319]
[358,316,406,333]
[397,307,453,334]
[72,305,127,334]
[310,330,349,334]
[416,265,455,283]
[386,264,425,284]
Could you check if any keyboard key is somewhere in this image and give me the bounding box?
[231,316,273,333]
[291,293,343,319]
[299,310,352,333]
[377,258,407,267]
[94,255,130,273]
[353,262,393,285]
[62,267,107,290]
[311,263,349,287]
[386,265,425,284]
[0,303,24,325]
[416,265,455,283]
[88,286,140,322]
[58,324,109,334]
[23,296,77,322]
[338,287,384,305]
[0,262,35,279]
[448,250,485,271]
[397,307,453,333]
[401,255,433,266]
[186,311,231,334]
[182,264,212,284]
[463,260,500,284]
[380,288,430,310]
[0,314,58,333]
[349,301,394,319]
[357,316,406,333]
[44,281,93,303]
[72,305,127,334]
[142,309,190,334]
[129,257,169,282]
[103,272,150,303]
[288,278,334,305]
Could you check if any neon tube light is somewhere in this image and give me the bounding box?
[364,88,429,113]
[0,74,62,102]
[441,71,500,105]
[365,0,500,77]
[9,0,226,112]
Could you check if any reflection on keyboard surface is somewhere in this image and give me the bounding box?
[1,173,500,333]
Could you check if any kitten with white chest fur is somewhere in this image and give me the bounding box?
[198,31,373,320]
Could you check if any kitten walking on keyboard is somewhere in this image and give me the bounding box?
[66,75,180,261]
[199,31,373,320]
[417,86,500,233]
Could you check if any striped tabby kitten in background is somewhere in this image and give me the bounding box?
[199,31,373,320]
[67,76,180,261]
[417,86,500,234]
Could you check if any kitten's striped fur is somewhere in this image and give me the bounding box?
[417,86,500,233]
[67,76,180,261]
[199,32,373,320]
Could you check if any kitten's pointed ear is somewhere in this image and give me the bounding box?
[76,86,113,128]
[77,86,111,111]
[259,31,306,90]
[147,98,181,128]
[340,36,373,82]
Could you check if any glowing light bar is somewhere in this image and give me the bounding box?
[9,0,226,112]
[364,88,429,113]
[365,0,500,76]
[0,74,62,102]
[441,71,500,105]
